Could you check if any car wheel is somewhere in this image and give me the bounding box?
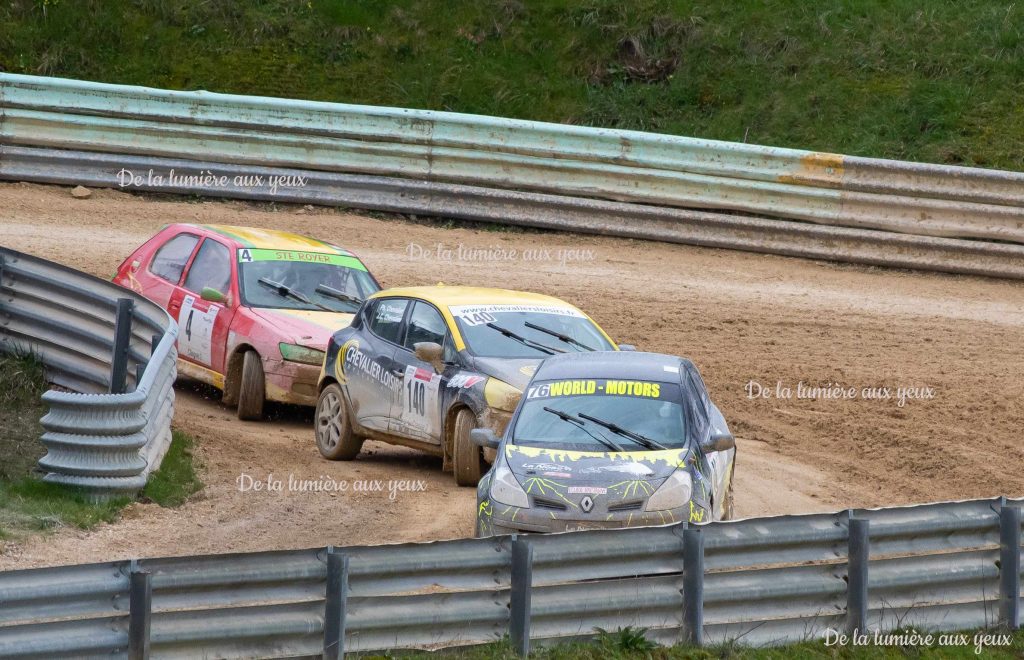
[316,383,363,460]
[237,350,265,421]
[452,408,483,487]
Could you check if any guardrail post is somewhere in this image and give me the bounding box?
[682,527,704,646]
[999,504,1021,630]
[510,537,533,657]
[847,518,870,636]
[128,566,152,660]
[324,550,350,660]
[110,298,134,394]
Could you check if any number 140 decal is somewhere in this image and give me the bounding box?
[400,366,441,434]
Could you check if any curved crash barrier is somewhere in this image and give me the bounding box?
[2,74,1024,279]
[0,497,1019,657]
[0,246,177,499]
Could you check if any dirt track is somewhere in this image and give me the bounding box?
[1,182,1022,569]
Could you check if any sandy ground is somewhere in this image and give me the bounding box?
[1,182,1022,569]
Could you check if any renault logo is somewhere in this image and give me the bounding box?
[580,496,594,513]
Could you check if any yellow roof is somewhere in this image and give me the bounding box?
[200,225,352,255]
[370,286,614,352]
[370,285,580,310]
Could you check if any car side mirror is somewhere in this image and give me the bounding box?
[700,427,736,453]
[201,287,228,304]
[414,341,444,373]
[618,344,637,352]
[471,428,501,450]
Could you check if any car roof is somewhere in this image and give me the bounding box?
[167,224,356,256]
[533,351,693,382]
[370,285,580,309]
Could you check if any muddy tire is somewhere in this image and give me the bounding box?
[315,383,363,460]
[452,409,483,487]
[236,351,265,421]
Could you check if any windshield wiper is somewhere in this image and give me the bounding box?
[315,284,363,307]
[524,322,596,352]
[577,412,667,450]
[484,322,564,356]
[543,406,623,452]
[258,277,336,312]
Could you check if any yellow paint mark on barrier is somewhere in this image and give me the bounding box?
[778,152,845,187]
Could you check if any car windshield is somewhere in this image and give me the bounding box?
[450,304,614,358]
[237,248,379,312]
[512,379,689,450]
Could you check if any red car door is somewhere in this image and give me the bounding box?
[173,236,237,375]
[122,230,202,309]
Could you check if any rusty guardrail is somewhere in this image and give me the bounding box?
[2,74,1024,279]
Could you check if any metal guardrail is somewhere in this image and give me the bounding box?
[0,497,1019,657]
[0,247,177,497]
[2,74,1024,279]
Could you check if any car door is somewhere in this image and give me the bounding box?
[174,237,236,374]
[140,231,201,309]
[346,297,409,432]
[388,301,454,446]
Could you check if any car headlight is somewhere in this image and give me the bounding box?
[279,343,326,366]
[490,459,530,509]
[484,378,522,412]
[644,470,693,512]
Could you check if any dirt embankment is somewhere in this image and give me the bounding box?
[1,182,1022,569]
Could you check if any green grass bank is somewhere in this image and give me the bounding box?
[1,1,1022,170]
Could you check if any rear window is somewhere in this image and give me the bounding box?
[150,233,199,283]
[367,299,409,344]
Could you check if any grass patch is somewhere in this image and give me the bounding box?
[142,430,203,507]
[0,351,49,480]
[388,627,1024,659]
[2,1,1024,170]
[0,351,202,541]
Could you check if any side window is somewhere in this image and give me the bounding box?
[150,233,199,284]
[686,369,710,438]
[403,302,447,351]
[442,332,458,364]
[688,365,713,412]
[368,298,409,344]
[183,239,232,295]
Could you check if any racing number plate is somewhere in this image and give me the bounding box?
[399,365,442,438]
[178,295,218,365]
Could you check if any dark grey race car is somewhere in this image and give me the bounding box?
[473,351,736,535]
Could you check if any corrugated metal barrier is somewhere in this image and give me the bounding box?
[2,74,1024,279]
[0,497,1019,657]
[0,246,177,498]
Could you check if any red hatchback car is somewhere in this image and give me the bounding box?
[114,224,381,419]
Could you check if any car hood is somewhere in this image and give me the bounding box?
[504,444,688,485]
[470,357,540,392]
[249,308,356,350]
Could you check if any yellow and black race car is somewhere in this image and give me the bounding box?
[472,350,736,535]
[314,286,623,485]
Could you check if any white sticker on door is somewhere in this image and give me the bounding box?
[178,295,218,365]
[399,365,441,438]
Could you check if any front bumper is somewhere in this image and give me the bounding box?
[263,358,321,407]
[481,501,709,535]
